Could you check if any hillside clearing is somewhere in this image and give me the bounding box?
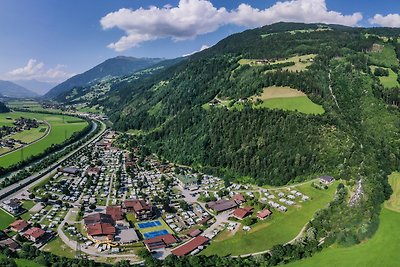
[239,54,316,72]
[370,66,400,89]
[286,172,400,267]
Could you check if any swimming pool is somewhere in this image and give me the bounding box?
[138,220,162,229]
[144,229,169,239]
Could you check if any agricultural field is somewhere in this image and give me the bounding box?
[0,208,15,230]
[286,172,400,267]
[370,66,400,89]
[239,54,316,72]
[5,124,49,144]
[0,111,88,168]
[253,86,325,115]
[7,100,62,113]
[202,181,337,256]
[368,45,399,68]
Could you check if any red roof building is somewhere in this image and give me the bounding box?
[84,213,114,226]
[9,220,29,232]
[232,193,246,204]
[143,234,177,251]
[187,229,202,238]
[87,167,101,176]
[171,236,209,256]
[24,227,45,242]
[87,223,116,242]
[123,199,154,220]
[257,209,272,220]
[106,206,124,221]
[232,207,253,220]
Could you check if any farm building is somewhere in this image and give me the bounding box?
[320,176,335,184]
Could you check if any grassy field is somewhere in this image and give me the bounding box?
[285,172,400,267]
[384,172,400,212]
[0,209,15,230]
[42,237,75,258]
[0,111,88,168]
[370,66,400,89]
[7,100,62,113]
[5,125,49,144]
[0,253,43,267]
[253,87,325,115]
[202,182,337,256]
[368,45,399,68]
[239,54,316,72]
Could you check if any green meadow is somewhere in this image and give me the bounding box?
[285,172,400,267]
[202,182,337,256]
[255,96,325,115]
[0,111,88,168]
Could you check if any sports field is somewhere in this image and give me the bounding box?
[285,172,400,267]
[253,87,325,115]
[202,182,337,256]
[0,111,88,168]
[135,218,174,238]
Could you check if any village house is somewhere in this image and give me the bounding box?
[24,227,46,242]
[257,209,272,220]
[171,236,209,256]
[2,198,23,215]
[320,176,335,185]
[232,193,246,204]
[232,207,253,220]
[9,219,30,232]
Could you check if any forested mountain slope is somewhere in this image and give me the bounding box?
[44,56,164,98]
[97,22,400,187]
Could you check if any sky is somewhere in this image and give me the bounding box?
[0,0,399,83]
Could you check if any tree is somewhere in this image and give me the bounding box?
[89,204,96,210]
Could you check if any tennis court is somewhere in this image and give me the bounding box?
[138,220,162,229]
[144,229,169,239]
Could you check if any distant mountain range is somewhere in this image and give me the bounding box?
[44,56,164,99]
[13,79,57,95]
[0,80,38,98]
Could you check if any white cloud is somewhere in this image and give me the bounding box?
[369,14,400,27]
[183,44,210,57]
[6,59,74,83]
[101,0,363,51]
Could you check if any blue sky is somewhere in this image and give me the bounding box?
[0,0,399,83]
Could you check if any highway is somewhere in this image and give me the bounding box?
[0,119,107,201]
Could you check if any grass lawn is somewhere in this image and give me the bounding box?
[0,209,15,230]
[370,66,399,89]
[368,45,399,68]
[6,125,49,144]
[202,182,337,256]
[256,96,324,115]
[0,111,88,168]
[42,237,75,258]
[285,172,400,267]
[22,200,35,210]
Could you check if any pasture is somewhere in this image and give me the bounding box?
[0,111,88,168]
[253,87,325,115]
[285,172,400,267]
[370,66,400,89]
[202,182,337,256]
[239,54,316,72]
[368,45,399,68]
[5,125,49,144]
